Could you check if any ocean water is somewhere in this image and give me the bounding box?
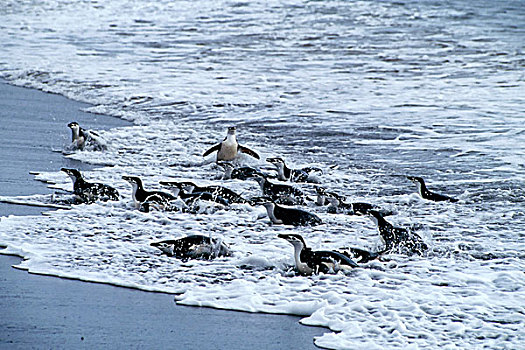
[1,0,524,348]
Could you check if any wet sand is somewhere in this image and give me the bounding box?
[0,81,325,349]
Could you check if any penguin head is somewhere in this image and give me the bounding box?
[61,168,82,181]
[122,175,143,187]
[227,126,237,135]
[67,121,80,130]
[150,241,175,256]
[278,233,307,250]
[407,176,424,185]
[179,181,197,193]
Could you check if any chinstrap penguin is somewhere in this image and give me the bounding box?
[217,161,266,180]
[122,176,176,210]
[160,181,248,205]
[203,126,260,162]
[252,174,306,205]
[151,235,232,260]
[266,157,322,183]
[278,233,358,275]
[407,176,458,202]
[159,181,231,207]
[315,186,346,206]
[368,210,428,255]
[67,121,106,151]
[61,168,119,203]
[254,198,322,226]
[325,194,393,216]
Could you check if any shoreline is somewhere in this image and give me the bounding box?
[0,81,326,349]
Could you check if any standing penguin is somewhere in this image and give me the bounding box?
[67,121,106,151]
[202,126,260,162]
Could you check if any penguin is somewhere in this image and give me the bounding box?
[368,210,428,255]
[61,168,119,203]
[254,199,322,226]
[278,233,358,275]
[151,235,232,261]
[160,181,248,205]
[203,126,260,162]
[217,161,266,180]
[252,174,306,205]
[315,186,346,206]
[159,181,231,207]
[407,176,458,202]
[324,194,393,216]
[122,176,176,209]
[67,121,106,151]
[340,247,383,264]
[266,157,322,183]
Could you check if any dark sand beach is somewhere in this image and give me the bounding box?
[0,81,325,349]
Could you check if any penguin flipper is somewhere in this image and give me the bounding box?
[203,144,221,157]
[239,145,260,159]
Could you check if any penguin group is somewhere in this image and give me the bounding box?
[52,123,460,275]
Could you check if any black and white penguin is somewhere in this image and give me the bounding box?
[315,186,346,206]
[122,176,177,209]
[217,161,266,180]
[278,233,358,275]
[203,126,260,162]
[161,181,248,205]
[368,210,428,255]
[61,168,119,203]
[340,247,382,264]
[325,194,393,216]
[150,235,232,260]
[266,157,322,183]
[67,121,106,151]
[252,175,306,205]
[407,176,458,202]
[254,199,322,226]
[159,181,231,207]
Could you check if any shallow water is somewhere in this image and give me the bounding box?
[1,1,524,348]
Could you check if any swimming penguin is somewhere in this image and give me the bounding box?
[407,176,458,202]
[61,168,119,203]
[160,181,248,205]
[254,198,322,226]
[278,233,358,275]
[217,161,266,180]
[340,247,383,264]
[368,210,428,255]
[159,181,231,207]
[252,175,307,205]
[150,235,232,261]
[266,157,322,183]
[122,176,177,209]
[325,194,393,216]
[203,126,260,162]
[315,186,346,206]
[67,122,106,151]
